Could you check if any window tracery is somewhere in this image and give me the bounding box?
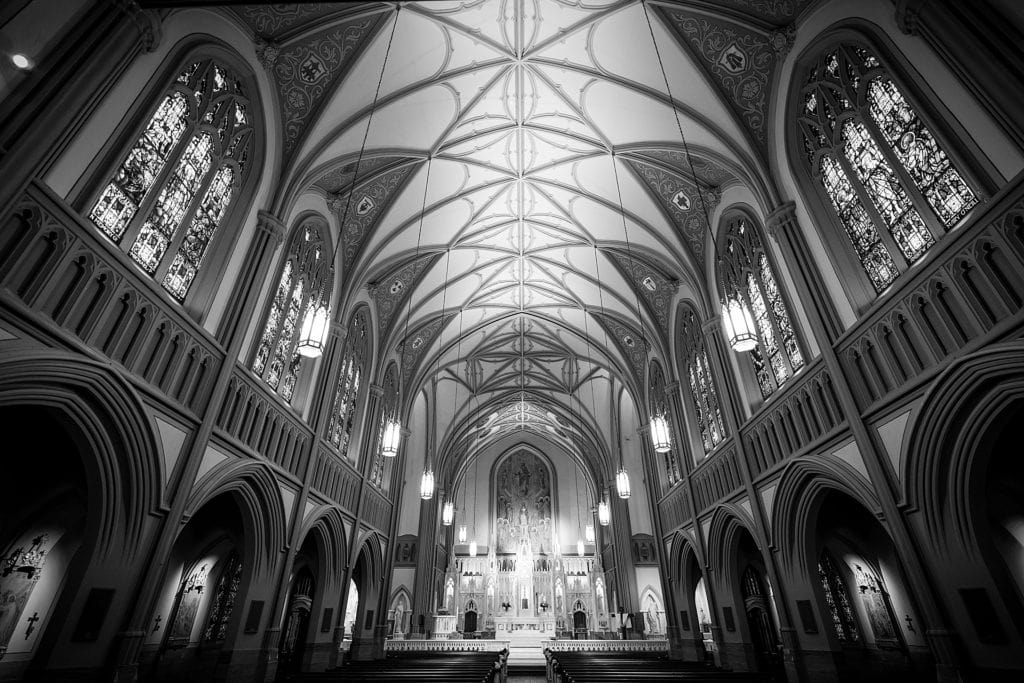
[328,310,369,458]
[679,308,725,454]
[798,42,978,293]
[252,219,332,401]
[719,216,804,398]
[818,550,860,644]
[89,59,253,302]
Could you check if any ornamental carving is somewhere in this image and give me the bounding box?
[593,313,649,388]
[269,15,384,157]
[399,313,455,384]
[627,159,714,259]
[606,251,676,334]
[370,254,440,335]
[659,8,778,148]
[340,163,419,269]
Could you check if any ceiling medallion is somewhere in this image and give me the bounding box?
[718,43,748,74]
[671,190,691,211]
[389,279,404,294]
[356,195,375,215]
[642,275,657,292]
[298,53,328,84]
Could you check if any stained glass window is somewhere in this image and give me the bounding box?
[798,42,979,293]
[719,217,805,398]
[679,308,726,454]
[253,220,332,401]
[203,553,242,642]
[88,59,253,302]
[818,550,860,644]
[328,310,369,458]
[370,364,400,488]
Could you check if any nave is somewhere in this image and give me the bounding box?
[2,0,1024,681]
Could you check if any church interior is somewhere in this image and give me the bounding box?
[1,0,1023,681]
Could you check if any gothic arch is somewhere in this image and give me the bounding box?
[770,456,883,578]
[904,342,1024,554]
[297,506,349,595]
[0,350,160,559]
[184,459,288,583]
[706,505,762,594]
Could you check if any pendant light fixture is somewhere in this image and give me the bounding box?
[585,524,595,543]
[458,525,467,544]
[598,499,611,526]
[641,2,756,354]
[381,417,401,458]
[723,297,758,352]
[469,539,478,558]
[577,539,585,557]
[649,413,672,453]
[298,9,398,359]
[616,467,631,499]
[420,467,434,500]
[442,500,454,526]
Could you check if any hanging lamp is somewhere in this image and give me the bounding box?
[458,525,467,544]
[577,539,585,557]
[420,467,434,500]
[649,413,672,453]
[598,499,611,526]
[442,500,454,526]
[381,417,401,457]
[723,297,758,352]
[585,524,595,543]
[296,305,330,358]
[616,467,631,499]
[469,539,478,557]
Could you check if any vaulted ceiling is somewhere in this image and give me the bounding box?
[223,0,808,458]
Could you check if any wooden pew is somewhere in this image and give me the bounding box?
[284,650,506,683]
[545,649,775,683]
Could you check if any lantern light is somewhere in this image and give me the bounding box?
[577,539,585,557]
[10,53,32,70]
[458,525,467,544]
[420,469,435,500]
[585,525,595,543]
[442,501,454,526]
[381,418,401,457]
[598,500,611,526]
[296,306,330,358]
[469,540,478,557]
[723,297,758,353]
[616,468,631,499]
[650,414,672,453]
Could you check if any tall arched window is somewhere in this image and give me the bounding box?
[328,309,369,458]
[203,552,242,642]
[818,550,860,644]
[370,363,399,488]
[252,217,332,401]
[648,360,680,486]
[797,42,979,293]
[719,215,805,398]
[88,58,253,302]
[678,307,726,454]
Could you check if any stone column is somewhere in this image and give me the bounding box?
[217,210,287,344]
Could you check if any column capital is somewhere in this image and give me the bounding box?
[765,201,798,240]
[663,381,680,394]
[700,316,722,338]
[894,0,930,36]
[369,383,385,398]
[112,1,162,53]
[256,210,286,246]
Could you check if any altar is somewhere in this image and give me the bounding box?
[494,615,556,635]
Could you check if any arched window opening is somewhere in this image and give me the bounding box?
[719,216,805,398]
[679,308,726,454]
[371,364,400,488]
[649,361,680,486]
[327,310,369,458]
[798,43,979,293]
[203,552,242,642]
[252,219,332,401]
[818,549,861,644]
[88,59,253,302]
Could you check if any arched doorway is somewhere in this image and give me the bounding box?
[342,579,359,642]
[464,600,478,634]
[741,565,782,674]
[694,576,715,662]
[572,601,587,638]
[983,400,1024,634]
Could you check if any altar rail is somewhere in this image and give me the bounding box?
[385,639,510,653]
[544,639,669,652]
